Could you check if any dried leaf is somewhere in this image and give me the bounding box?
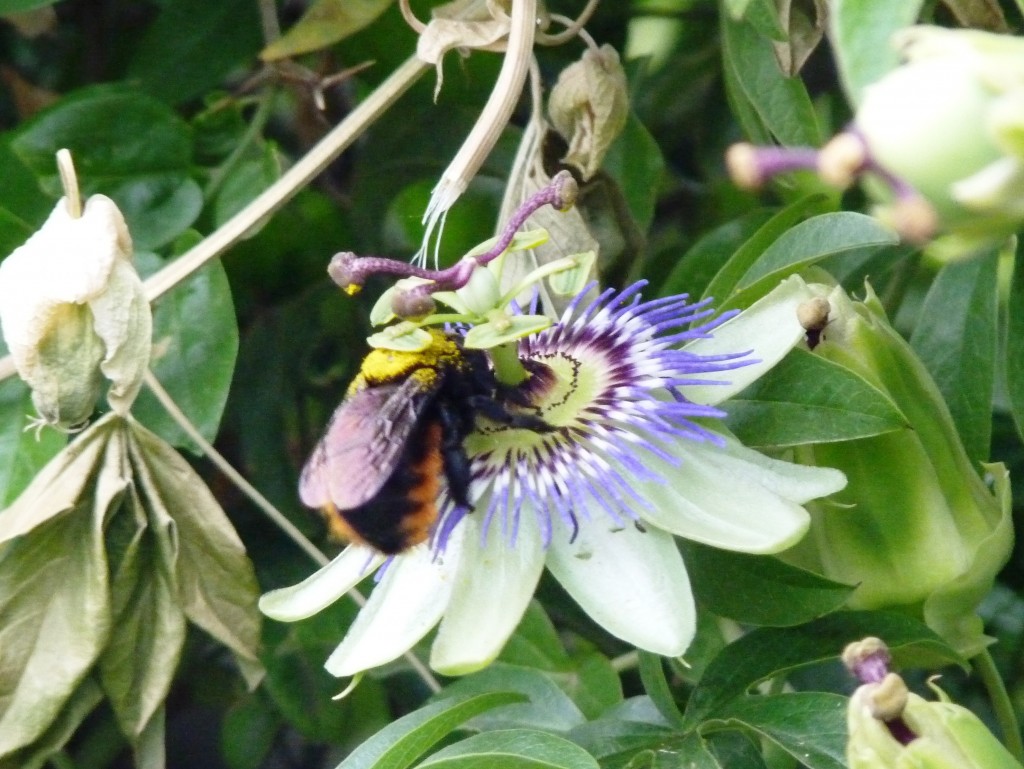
[416,2,509,97]
[99,484,186,743]
[126,418,263,687]
[0,424,125,756]
[771,0,827,76]
[548,45,629,181]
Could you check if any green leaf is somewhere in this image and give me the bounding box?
[720,212,897,311]
[602,112,665,233]
[335,692,527,769]
[0,138,50,253]
[125,0,263,105]
[131,260,239,453]
[701,195,827,306]
[829,0,923,105]
[9,85,201,249]
[724,347,908,447]
[657,209,775,300]
[720,5,822,147]
[681,540,854,626]
[125,418,262,686]
[637,653,685,728]
[212,146,283,228]
[708,693,847,769]
[98,486,186,742]
[261,0,395,61]
[417,729,600,769]
[734,213,897,291]
[438,665,587,733]
[910,249,998,465]
[0,377,66,507]
[499,601,571,670]
[1006,245,1024,445]
[0,424,122,756]
[682,611,962,728]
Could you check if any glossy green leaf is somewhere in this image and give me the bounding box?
[658,209,775,300]
[724,347,908,447]
[212,145,283,229]
[0,376,66,506]
[637,653,685,728]
[335,692,526,769]
[261,0,394,61]
[720,212,897,311]
[736,213,897,290]
[602,112,665,233]
[708,693,847,769]
[9,85,200,249]
[126,419,262,687]
[910,249,998,465]
[720,6,821,147]
[683,612,961,728]
[418,729,600,769]
[829,0,923,105]
[701,195,827,306]
[438,665,586,734]
[681,540,854,626]
[131,259,239,453]
[125,0,263,105]
[1006,245,1024,446]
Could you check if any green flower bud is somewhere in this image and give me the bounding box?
[0,194,152,428]
[848,678,1023,769]
[855,26,1024,253]
[786,284,1011,656]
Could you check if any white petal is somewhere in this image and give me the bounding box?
[546,519,695,656]
[681,275,816,405]
[710,435,847,504]
[636,442,817,553]
[325,526,465,677]
[430,506,546,675]
[259,545,383,622]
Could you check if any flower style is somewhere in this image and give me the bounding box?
[261,275,846,677]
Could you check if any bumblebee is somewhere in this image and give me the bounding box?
[300,329,548,554]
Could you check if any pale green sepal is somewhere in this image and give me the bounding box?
[325,525,465,677]
[546,518,696,656]
[465,228,550,259]
[430,509,545,676]
[366,324,433,352]
[680,275,816,406]
[547,250,597,297]
[429,289,470,315]
[462,315,551,349]
[259,545,383,622]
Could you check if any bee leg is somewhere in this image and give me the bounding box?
[467,395,554,432]
[435,402,474,510]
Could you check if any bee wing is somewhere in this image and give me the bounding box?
[299,376,436,511]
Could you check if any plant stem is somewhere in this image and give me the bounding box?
[974,647,1024,762]
[489,342,529,386]
[141,370,442,693]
